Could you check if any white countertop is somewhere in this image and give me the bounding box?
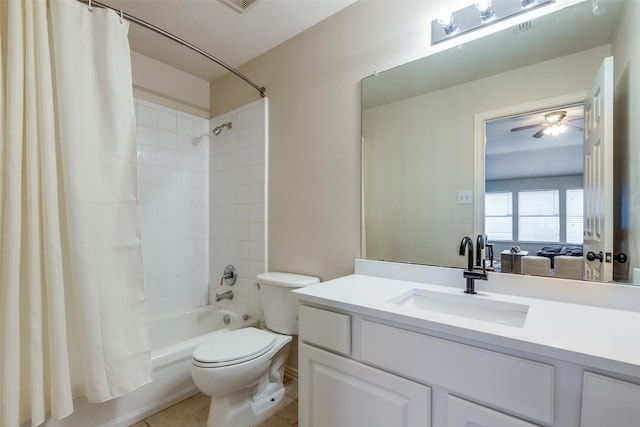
[293,273,640,378]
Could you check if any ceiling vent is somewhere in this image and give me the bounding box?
[219,0,259,13]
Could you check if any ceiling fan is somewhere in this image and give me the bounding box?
[510,110,583,138]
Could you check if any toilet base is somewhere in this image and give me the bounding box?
[204,341,290,427]
[207,380,286,427]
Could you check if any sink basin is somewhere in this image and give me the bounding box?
[389,289,529,328]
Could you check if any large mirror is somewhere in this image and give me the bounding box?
[362,0,637,283]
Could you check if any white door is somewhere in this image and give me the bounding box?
[298,343,431,427]
[583,56,614,282]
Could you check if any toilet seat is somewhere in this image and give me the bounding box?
[193,327,276,368]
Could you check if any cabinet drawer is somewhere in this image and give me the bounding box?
[361,320,554,424]
[581,372,640,427]
[299,305,351,355]
[447,395,541,427]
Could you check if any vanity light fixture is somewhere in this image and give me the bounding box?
[431,0,553,45]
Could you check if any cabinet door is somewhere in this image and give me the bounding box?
[447,395,541,427]
[581,372,640,427]
[299,343,431,427]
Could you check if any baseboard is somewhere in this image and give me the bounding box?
[284,366,298,382]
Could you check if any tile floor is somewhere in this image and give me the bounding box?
[130,378,298,427]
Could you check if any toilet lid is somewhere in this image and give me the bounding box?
[193,327,276,367]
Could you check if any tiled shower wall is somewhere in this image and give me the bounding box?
[135,97,268,320]
[136,98,211,318]
[209,99,268,322]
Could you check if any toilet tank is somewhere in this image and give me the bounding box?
[257,272,319,335]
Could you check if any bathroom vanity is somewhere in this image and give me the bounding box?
[293,260,640,427]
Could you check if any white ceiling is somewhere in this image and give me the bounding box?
[485,104,585,181]
[100,0,357,82]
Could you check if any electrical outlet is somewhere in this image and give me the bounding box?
[457,190,473,205]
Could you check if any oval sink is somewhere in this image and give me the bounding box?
[388,289,529,328]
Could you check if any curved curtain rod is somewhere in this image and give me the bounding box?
[76,0,266,97]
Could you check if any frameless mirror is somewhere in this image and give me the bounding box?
[362,0,637,283]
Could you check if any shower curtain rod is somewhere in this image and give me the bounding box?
[76,0,266,97]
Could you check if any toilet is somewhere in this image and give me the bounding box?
[191,272,319,427]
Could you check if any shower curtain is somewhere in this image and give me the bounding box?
[0,1,151,426]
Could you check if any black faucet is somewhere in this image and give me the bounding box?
[459,235,487,294]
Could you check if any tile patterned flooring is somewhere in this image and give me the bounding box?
[130,378,298,427]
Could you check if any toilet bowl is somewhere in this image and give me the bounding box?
[191,272,319,427]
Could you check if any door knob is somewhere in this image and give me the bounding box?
[586,251,603,262]
[613,253,628,263]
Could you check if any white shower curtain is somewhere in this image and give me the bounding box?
[0,1,151,426]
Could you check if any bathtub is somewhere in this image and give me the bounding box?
[34,306,257,427]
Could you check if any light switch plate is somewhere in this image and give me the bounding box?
[457,190,473,204]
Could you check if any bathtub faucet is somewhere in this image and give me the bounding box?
[216,290,234,302]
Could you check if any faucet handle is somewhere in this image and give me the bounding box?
[475,234,486,268]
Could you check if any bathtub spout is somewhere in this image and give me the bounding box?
[216,290,234,302]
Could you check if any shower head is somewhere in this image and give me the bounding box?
[212,122,232,136]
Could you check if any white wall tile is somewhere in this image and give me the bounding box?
[141,221,159,242]
[137,164,158,185]
[177,116,194,136]
[177,134,194,153]
[137,144,158,165]
[138,183,158,204]
[208,99,268,322]
[157,204,177,222]
[136,98,266,320]
[138,125,158,147]
[158,110,177,132]
[142,241,160,262]
[140,202,158,223]
[137,105,158,127]
[194,137,209,156]
[158,148,177,168]
[135,97,211,319]
[158,130,177,150]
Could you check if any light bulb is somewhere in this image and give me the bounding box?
[437,9,454,27]
[475,0,494,20]
[436,9,457,34]
[544,124,568,136]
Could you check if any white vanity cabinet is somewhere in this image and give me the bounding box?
[295,268,640,427]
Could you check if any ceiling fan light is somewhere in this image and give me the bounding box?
[544,123,568,137]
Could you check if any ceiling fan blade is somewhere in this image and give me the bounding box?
[532,128,546,138]
[511,123,543,132]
